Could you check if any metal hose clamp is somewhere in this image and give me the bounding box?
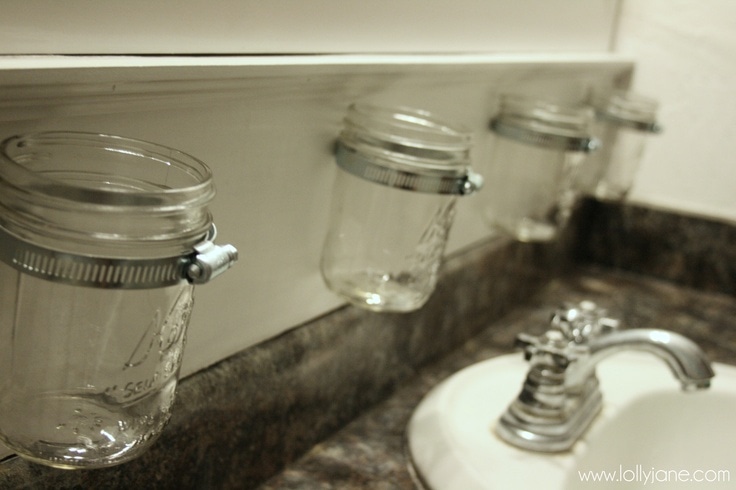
[335,142,483,196]
[185,224,239,285]
[0,224,237,289]
[595,111,663,133]
[490,118,600,153]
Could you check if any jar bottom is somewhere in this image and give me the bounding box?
[0,379,176,469]
[494,217,559,243]
[594,181,630,201]
[325,270,433,313]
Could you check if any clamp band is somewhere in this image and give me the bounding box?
[0,224,237,289]
[335,142,482,196]
[491,118,600,153]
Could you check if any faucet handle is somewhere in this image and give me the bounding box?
[551,300,620,344]
[515,330,588,368]
[514,301,620,368]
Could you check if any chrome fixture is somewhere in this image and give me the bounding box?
[496,301,715,452]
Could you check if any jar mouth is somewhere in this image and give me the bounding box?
[594,90,661,132]
[491,95,598,152]
[0,132,213,207]
[496,95,595,138]
[340,103,472,171]
[0,132,215,257]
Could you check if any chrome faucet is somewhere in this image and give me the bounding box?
[496,301,715,452]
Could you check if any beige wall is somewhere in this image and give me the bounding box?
[616,0,736,222]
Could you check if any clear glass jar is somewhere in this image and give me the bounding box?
[578,90,662,199]
[0,132,237,469]
[480,95,598,242]
[321,104,482,313]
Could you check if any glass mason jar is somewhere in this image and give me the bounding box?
[480,95,599,242]
[321,103,483,313]
[0,132,237,469]
[577,90,662,200]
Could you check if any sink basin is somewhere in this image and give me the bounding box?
[407,352,736,489]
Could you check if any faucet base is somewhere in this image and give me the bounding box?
[496,386,603,452]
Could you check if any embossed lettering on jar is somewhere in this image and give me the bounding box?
[0,132,237,469]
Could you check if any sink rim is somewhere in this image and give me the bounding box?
[407,351,736,490]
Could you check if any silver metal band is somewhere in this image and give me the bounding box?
[335,142,482,196]
[490,119,600,153]
[596,111,662,133]
[0,224,237,289]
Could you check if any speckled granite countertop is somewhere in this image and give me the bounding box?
[2,200,735,489]
[259,266,736,489]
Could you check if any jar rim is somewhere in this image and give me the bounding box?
[0,131,216,258]
[339,103,473,176]
[491,95,598,152]
[593,90,662,132]
[344,103,472,153]
[0,131,214,208]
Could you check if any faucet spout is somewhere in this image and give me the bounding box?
[497,302,716,453]
[585,328,715,390]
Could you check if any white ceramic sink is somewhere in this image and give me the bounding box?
[407,352,736,489]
